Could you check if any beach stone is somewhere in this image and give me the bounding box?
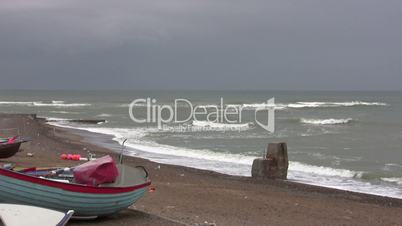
[251,143,288,179]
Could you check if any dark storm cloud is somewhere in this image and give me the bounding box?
[0,0,401,90]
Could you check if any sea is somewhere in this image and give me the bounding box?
[1,90,402,198]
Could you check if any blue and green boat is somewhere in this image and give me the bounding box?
[0,164,151,217]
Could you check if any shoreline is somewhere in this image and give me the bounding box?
[2,113,402,225]
[46,120,402,205]
[44,116,402,200]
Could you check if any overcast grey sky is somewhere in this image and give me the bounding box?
[0,0,401,90]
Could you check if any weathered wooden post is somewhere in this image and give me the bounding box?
[251,143,288,179]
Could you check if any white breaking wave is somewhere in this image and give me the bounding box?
[32,101,90,107]
[97,113,112,117]
[114,101,387,111]
[196,104,219,108]
[192,120,252,131]
[0,100,90,107]
[225,103,286,110]
[290,161,362,178]
[288,102,323,108]
[288,101,387,109]
[50,111,70,114]
[0,101,34,106]
[300,118,353,125]
[234,103,286,110]
[46,124,361,178]
[45,117,71,121]
[331,101,388,106]
[202,101,387,111]
[381,177,402,185]
[47,121,402,198]
[51,100,65,104]
[50,111,80,114]
[47,124,256,174]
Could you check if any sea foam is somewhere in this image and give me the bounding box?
[300,118,353,125]
[199,101,387,111]
[97,113,112,117]
[33,101,90,107]
[46,120,402,198]
[0,101,34,106]
[192,120,252,131]
[288,101,387,109]
[0,100,90,107]
[381,177,402,185]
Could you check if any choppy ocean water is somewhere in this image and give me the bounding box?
[1,90,402,198]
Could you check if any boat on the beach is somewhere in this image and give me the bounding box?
[0,136,31,159]
[0,204,73,226]
[0,155,151,217]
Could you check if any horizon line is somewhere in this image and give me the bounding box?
[0,88,401,92]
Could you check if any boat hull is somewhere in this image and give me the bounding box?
[0,168,150,216]
[0,143,21,159]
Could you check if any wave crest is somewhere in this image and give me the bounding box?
[33,101,90,107]
[289,101,387,109]
[300,118,353,125]
[97,113,112,117]
[381,177,402,185]
[290,161,363,178]
[200,101,387,111]
[0,101,90,107]
[0,101,33,106]
[192,120,252,131]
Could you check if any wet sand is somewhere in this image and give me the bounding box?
[2,114,402,226]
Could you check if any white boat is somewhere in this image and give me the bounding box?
[0,204,73,226]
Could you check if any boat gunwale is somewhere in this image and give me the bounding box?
[0,168,151,194]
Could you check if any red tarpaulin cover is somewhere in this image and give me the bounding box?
[7,136,17,144]
[73,155,119,186]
